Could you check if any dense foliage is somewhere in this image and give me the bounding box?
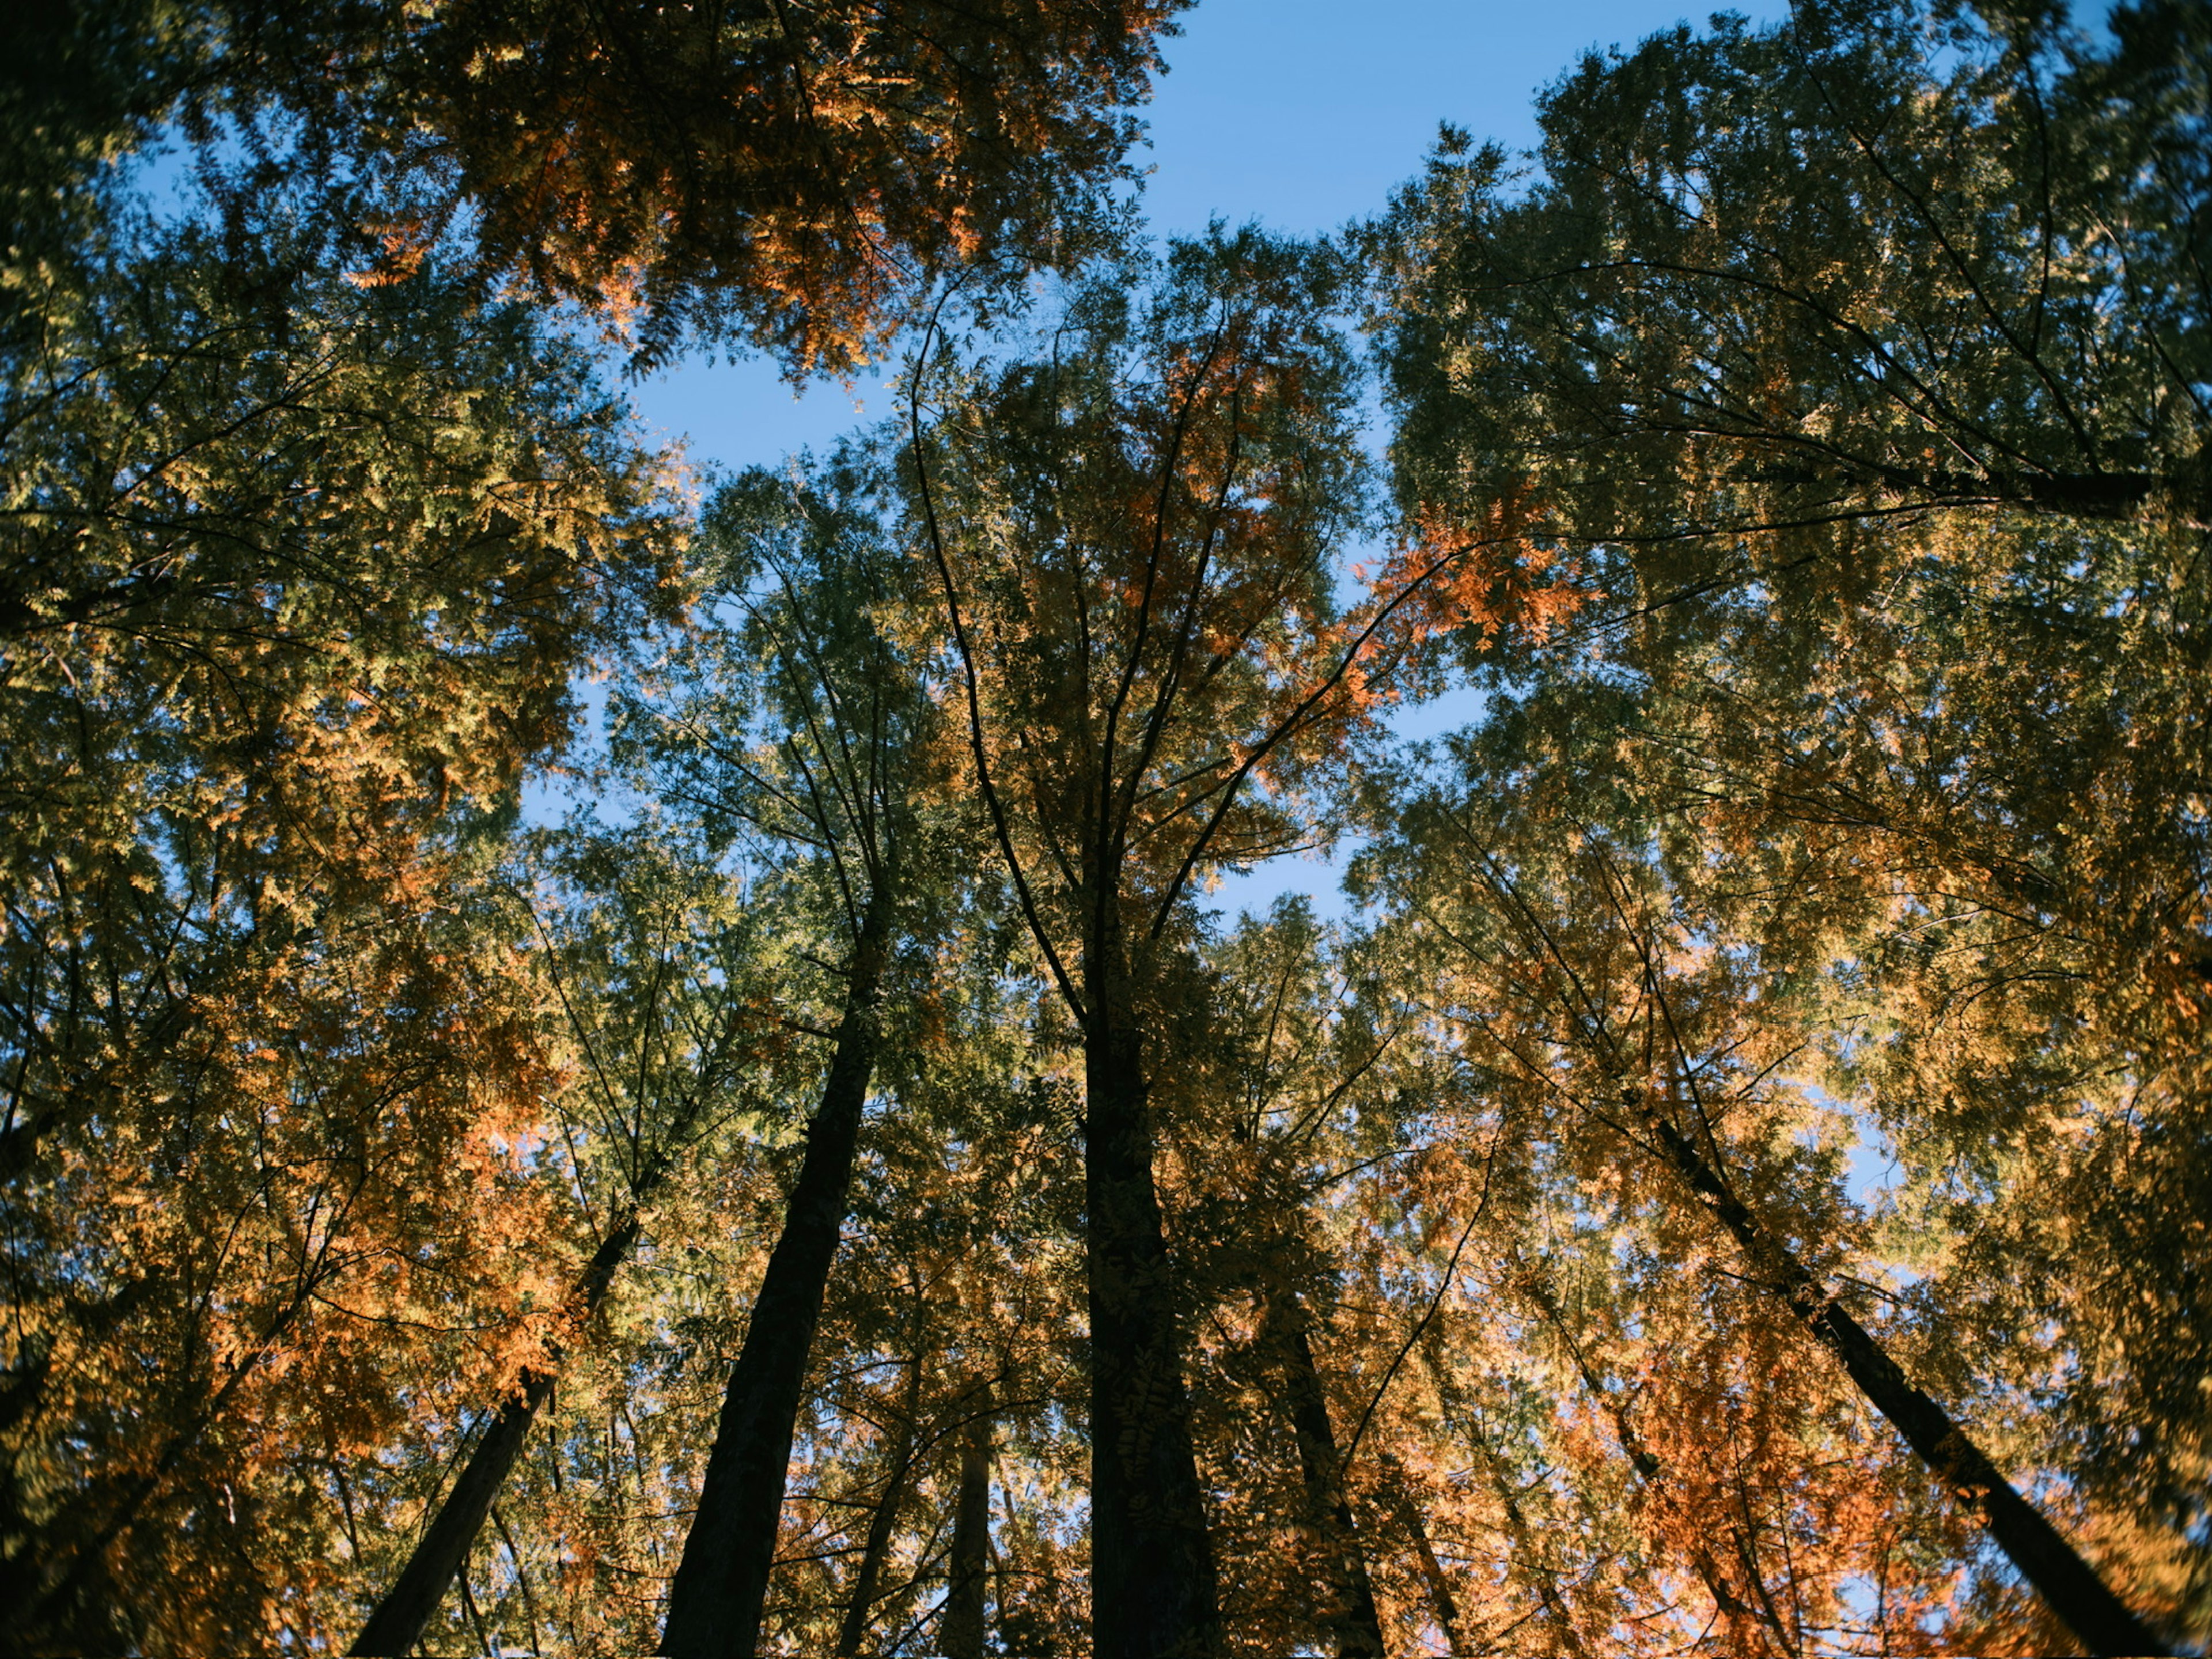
[1,1,2205,1655]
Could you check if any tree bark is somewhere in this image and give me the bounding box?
[1083,963,1222,1659]
[658,889,895,1658]
[1262,1299,1385,1658]
[1643,1111,2171,1658]
[937,1393,994,1659]
[835,1355,923,1658]
[1377,1452,1464,1657]
[1515,1267,1787,1653]
[351,1214,639,1655]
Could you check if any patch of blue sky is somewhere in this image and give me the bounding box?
[604,3,1799,873]
[623,1,1796,480]
[1202,682,1494,922]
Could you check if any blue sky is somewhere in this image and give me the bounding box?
[622,1,1791,915]
[627,0,1786,476]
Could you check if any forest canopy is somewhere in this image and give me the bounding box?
[1,1,2206,1656]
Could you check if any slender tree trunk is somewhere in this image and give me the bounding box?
[1643,1111,2171,1658]
[351,1215,641,1654]
[1516,1268,1787,1654]
[353,996,748,1656]
[1469,1422,1591,1659]
[835,1355,924,1658]
[1432,1327,1586,1659]
[1082,952,1221,1659]
[658,891,895,1658]
[1378,1451,1464,1657]
[938,1393,994,1659]
[1262,1298,1385,1658]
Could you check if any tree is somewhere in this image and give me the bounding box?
[936,1377,995,1659]
[612,457,977,1656]
[907,230,1383,1656]
[1365,0,2211,1058]
[1357,776,2177,1653]
[224,0,1190,371]
[0,191,682,1652]
[347,827,791,1655]
[1165,905,1397,1657]
[1366,3,2211,1645]
[1373,0,2208,549]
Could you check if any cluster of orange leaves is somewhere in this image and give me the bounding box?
[1366,490,1588,657]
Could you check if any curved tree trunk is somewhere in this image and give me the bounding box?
[1643,1110,2171,1658]
[658,890,895,1658]
[351,1214,640,1654]
[1263,1298,1385,1658]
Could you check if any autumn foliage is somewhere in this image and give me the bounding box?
[2,0,2207,1655]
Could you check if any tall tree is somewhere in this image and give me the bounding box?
[1366,2,2211,1644]
[907,231,1384,1656]
[1364,792,2176,1653]
[1168,905,1399,1657]
[619,460,968,1656]
[0,191,682,1652]
[937,1381,995,1659]
[349,830,787,1655]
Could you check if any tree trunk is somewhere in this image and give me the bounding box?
[351,1214,640,1654]
[1515,1267,1786,1654]
[1083,973,1221,1659]
[1643,1111,2171,1658]
[1469,1422,1590,1659]
[937,1394,994,1659]
[658,890,895,1658]
[1262,1298,1385,1658]
[835,1355,924,1658]
[351,992,751,1657]
[1377,1452,1464,1657]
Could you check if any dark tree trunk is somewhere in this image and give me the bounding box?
[1645,1112,2171,1658]
[658,891,895,1659]
[937,1395,993,1659]
[1082,968,1221,1659]
[1471,1425,1590,1659]
[352,996,748,1657]
[1262,1300,1385,1658]
[351,1215,641,1655]
[1377,1452,1464,1657]
[1516,1268,1786,1652]
[835,1356,923,1658]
